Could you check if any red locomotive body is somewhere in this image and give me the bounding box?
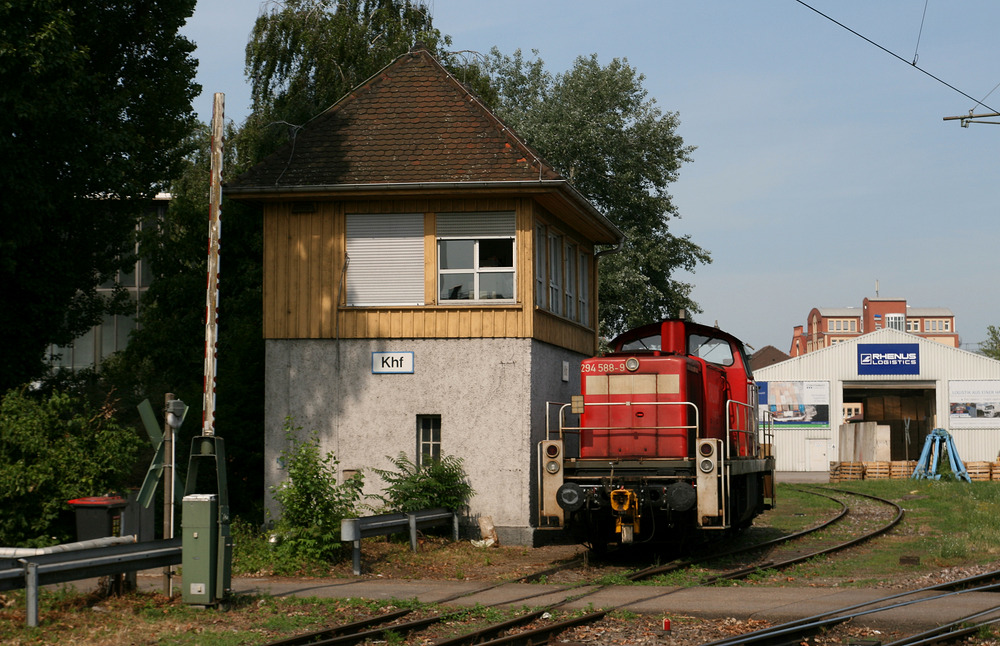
[539,317,775,548]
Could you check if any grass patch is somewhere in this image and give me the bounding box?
[774,479,1000,586]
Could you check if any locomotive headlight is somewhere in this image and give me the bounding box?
[625,357,640,372]
[545,460,561,474]
[699,442,714,457]
[699,458,714,473]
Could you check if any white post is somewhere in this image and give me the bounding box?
[203,93,224,437]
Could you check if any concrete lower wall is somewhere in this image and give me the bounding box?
[264,337,585,545]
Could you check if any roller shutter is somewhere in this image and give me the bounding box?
[436,212,515,238]
[346,213,424,306]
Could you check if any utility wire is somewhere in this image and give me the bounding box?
[912,0,930,65]
[794,0,998,114]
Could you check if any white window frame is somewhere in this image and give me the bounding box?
[548,233,562,316]
[436,212,516,303]
[564,241,576,321]
[416,415,441,467]
[578,253,590,327]
[535,224,546,308]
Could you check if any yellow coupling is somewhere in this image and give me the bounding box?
[609,488,641,542]
[610,488,637,513]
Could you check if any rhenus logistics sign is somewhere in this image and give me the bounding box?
[857,343,919,375]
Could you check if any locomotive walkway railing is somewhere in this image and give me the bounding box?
[0,537,182,627]
[340,508,458,576]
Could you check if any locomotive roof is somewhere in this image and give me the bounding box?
[608,318,748,352]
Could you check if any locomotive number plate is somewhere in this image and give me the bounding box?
[580,361,627,373]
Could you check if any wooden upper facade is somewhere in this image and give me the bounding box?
[228,49,622,356]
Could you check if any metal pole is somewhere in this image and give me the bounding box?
[163,392,174,596]
[202,93,224,437]
[25,561,38,627]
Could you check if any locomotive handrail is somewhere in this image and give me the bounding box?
[557,400,701,452]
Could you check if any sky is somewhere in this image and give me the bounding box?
[181,1,998,354]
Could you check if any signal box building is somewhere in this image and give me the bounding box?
[756,328,1000,474]
[227,49,622,544]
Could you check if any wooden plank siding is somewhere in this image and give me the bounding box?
[262,196,599,356]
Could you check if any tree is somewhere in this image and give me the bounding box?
[981,325,1000,361]
[100,123,266,519]
[485,50,710,337]
[241,0,445,165]
[0,388,142,546]
[0,0,200,393]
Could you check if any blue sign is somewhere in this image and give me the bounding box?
[857,343,919,375]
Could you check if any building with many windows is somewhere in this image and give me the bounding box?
[227,49,623,544]
[789,297,958,358]
[48,194,169,372]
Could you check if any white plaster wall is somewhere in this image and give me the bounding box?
[264,337,585,545]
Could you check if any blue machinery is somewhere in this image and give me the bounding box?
[912,428,971,482]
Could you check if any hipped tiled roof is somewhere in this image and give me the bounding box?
[228,49,562,190]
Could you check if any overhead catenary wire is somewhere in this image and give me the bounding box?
[794,0,998,115]
[911,0,930,65]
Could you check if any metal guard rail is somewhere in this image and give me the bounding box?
[340,508,458,576]
[0,537,182,627]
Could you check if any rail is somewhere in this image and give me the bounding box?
[340,508,458,576]
[0,537,182,627]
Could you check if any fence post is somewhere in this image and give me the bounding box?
[25,561,39,627]
[408,513,419,552]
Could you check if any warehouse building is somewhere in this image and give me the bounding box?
[756,327,1000,473]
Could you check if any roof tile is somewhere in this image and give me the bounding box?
[229,50,559,190]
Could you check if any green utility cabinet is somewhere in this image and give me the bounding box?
[181,494,218,604]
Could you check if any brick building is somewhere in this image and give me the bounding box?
[789,297,958,357]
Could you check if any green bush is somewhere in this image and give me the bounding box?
[368,452,474,513]
[269,418,363,562]
[0,388,142,546]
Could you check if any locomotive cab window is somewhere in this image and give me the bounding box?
[620,334,661,352]
[688,334,734,366]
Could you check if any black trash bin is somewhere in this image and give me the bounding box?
[67,496,128,541]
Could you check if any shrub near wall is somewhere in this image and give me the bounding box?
[270,418,364,562]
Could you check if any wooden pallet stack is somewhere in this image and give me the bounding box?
[966,461,994,482]
[863,461,891,479]
[890,461,917,479]
[993,461,1000,481]
[838,461,866,481]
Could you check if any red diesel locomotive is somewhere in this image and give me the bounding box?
[538,316,775,548]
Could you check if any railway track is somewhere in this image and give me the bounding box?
[257,487,993,646]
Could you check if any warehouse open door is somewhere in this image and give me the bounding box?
[842,384,936,462]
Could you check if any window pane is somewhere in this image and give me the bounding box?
[535,225,546,307]
[479,272,513,299]
[440,273,473,300]
[478,239,513,267]
[74,328,95,369]
[439,240,474,269]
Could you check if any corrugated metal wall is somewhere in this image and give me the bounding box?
[757,328,1000,471]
